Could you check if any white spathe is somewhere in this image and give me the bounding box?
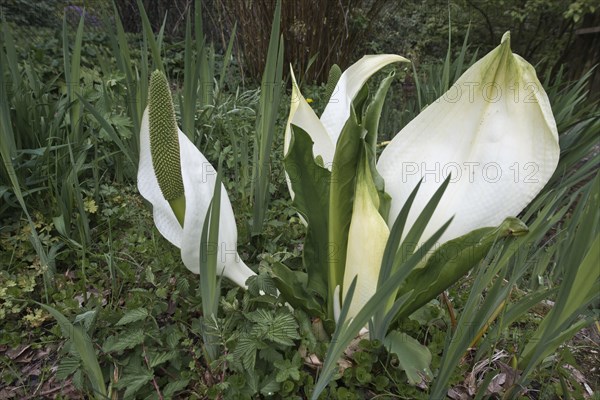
[284,55,407,320]
[377,32,560,245]
[284,55,408,211]
[285,54,409,168]
[342,156,390,318]
[286,32,560,320]
[138,108,255,288]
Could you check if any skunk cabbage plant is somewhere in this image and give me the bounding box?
[282,32,559,324]
[377,32,560,246]
[138,71,256,288]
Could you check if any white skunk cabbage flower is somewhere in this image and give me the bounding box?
[342,154,390,318]
[378,32,560,245]
[285,54,408,170]
[138,70,255,288]
[286,32,559,319]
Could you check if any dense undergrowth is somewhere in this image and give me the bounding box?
[1,2,599,399]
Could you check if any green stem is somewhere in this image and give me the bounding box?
[169,195,186,227]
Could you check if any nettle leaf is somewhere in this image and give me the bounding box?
[55,355,80,380]
[245,308,274,324]
[245,371,260,394]
[114,370,154,399]
[148,350,179,368]
[238,308,300,370]
[246,310,300,346]
[163,379,190,397]
[274,354,301,382]
[72,369,84,390]
[176,275,190,294]
[166,327,183,349]
[259,347,284,364]
[247,271,278,297]
[243,308,300,351]
[267,312,300,346]
[384,331,433,385]
[260,374,282,396]
[233,335,264,371]
[73,310,97,331]
[102,329,145,353]
[115,307,148,326]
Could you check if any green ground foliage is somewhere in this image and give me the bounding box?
[0,0,599,398]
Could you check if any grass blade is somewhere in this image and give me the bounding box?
[199,157,224,362]
[136,0,164,72]
[38,303,107,398]
[251,0,283,235]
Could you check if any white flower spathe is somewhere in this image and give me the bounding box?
[138,108,255,288]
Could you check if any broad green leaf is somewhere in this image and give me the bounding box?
[384,331,433,385]
[270,262,324,317]
[312,218,449,398]
[363,71,395,153]
[394,217,529,321]
[284,126,330,295]
[327,106,364,318]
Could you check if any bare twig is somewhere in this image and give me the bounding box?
[142,344,164,400]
